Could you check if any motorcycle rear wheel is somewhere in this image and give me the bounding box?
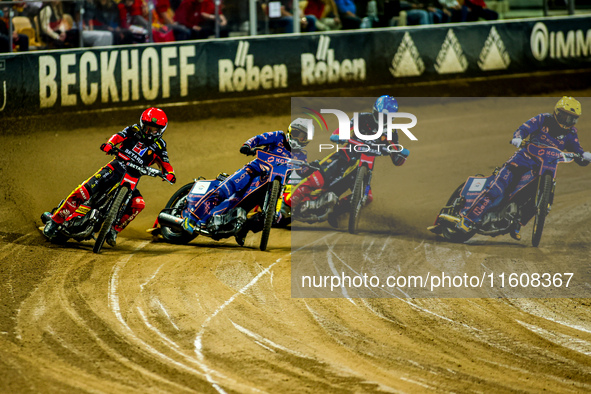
[260,179,281,251]
[161,183,198,244]
[348,166,369,234]
[94,187,128,254]
[532,173,552,247]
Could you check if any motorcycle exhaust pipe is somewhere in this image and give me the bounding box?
[158,212,186,232]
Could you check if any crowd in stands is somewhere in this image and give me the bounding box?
[0,0,500,53]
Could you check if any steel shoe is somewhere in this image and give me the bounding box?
[455,216,474,234]
[510,225,522,241]
[43,219,60,239]
[106,228,118,247]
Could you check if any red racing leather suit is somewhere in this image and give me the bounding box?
[51,125,175,232]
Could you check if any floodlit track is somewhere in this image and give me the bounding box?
[1,97,590,392]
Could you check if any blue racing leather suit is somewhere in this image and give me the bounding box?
[463,113,587,224]
[190,130,296,222]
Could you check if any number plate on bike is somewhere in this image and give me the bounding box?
[191,181,212,195]
[468,178,486,192]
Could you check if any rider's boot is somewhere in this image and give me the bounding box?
[235,228,248,246]
[456,216,474,234]
[43,218,61,239]
[510,224,522,241]
[106,227,119,247]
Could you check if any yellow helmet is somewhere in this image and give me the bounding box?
[554,96,581,129]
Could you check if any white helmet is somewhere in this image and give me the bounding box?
[287,118,314,150]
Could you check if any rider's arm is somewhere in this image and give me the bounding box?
[514,114,544,140]
[564,128,589,166]
[243,131,285,149]
[385,130,409,166]
[100,128,131,153]
[102,125,138,150]
[152,140,177,180]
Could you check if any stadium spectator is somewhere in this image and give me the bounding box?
[174,0,230,39]
[464,0,499,21]
[153,0,191,41]
[400,0,440,24]
[68,0,115,47]
[360,0,404,27]
[261,0,317,33]
[438,0,467,22]
[0,10,29,52]
[334,0,361,29]
[377,0,404,27]
[84,0,135,45]
[303,0,341,31]
[118,0,150,42]
[39,0,80,48]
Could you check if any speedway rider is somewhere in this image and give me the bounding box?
[182,118,311,242]
[288,95,410,221]
[456,96,591,240]
[43,108,176,246]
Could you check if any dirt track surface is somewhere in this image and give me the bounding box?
[1,96,591,392]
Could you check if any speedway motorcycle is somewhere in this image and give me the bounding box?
[428,142,583,247]
[290,141,384,234]
[155,148,297,251]
[41,148,171,253]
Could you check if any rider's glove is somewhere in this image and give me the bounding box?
[240,145,254,156]
[164,173,176,183]
[511,138,523,148]
[100,143,114,154]
[391,148,410,167]
[583,152,591,162]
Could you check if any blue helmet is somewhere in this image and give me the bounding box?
[373,95,399,123]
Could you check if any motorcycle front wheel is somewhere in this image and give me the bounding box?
[161,183,198,244]
[348,166,369,234]
[260,179,281,251]
[532,173,553,247]
[94,187,128,253]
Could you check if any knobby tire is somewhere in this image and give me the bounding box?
[93,187,128,254]
[348,166,368,234]
[260,179,281,251]
[532,173,553,247]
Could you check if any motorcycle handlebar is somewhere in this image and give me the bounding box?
[108,147,173,183]
[521,141,586,162]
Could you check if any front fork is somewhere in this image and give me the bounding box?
[535,176,556,216]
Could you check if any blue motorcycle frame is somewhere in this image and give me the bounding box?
[429,143,580,247]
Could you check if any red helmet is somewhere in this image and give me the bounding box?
[139,108,168,140]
